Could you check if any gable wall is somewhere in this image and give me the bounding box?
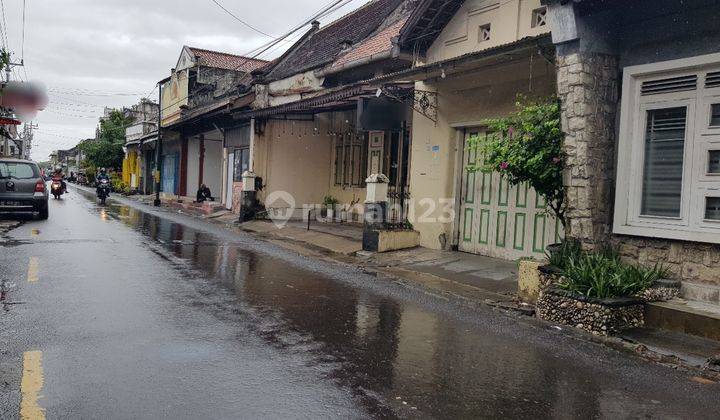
[425,0,549,64]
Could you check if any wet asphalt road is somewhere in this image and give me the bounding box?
[1,188,720,419]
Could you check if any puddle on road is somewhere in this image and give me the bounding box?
[90,202,695,418]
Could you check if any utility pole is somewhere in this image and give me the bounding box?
[153,82,163,206]
[5,59,23,82]
[24,122,37,160]
[1,59,25,157]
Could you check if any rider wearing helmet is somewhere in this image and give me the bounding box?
[96,168,110,196]
[53,165,67,193]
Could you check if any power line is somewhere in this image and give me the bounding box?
[208,0,275,38]
[48,99,106,109]
[47,87,146,97]
[134,0,355,119]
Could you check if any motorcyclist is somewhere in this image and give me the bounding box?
[52,166,67,193]
[96,168,110,197]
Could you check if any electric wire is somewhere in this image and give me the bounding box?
[208,0,275,38]
[38,0,365,156]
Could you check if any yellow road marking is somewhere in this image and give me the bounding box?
[20,350,46,420]
[27,257,39,283]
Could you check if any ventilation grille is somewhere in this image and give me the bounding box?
[641,75,697,96]
[706,71,720,89]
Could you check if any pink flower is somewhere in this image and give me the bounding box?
[500,162,509,170]
[552,157,562,165]
[507,127,515,138]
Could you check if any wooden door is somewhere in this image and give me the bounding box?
[458,129,563,259]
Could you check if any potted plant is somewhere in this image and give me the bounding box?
[322,195,339,220]
[536,248,671,335]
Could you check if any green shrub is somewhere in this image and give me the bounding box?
[558,253,670,299]
[546,239,583,270]
[323,195,339,207]
[468,96,566,226]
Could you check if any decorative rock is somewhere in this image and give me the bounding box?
[536,288,644,336]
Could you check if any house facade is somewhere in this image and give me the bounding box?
[228,0,418,220]
[123,98,159,193]
[543,0,720,302]
[382,0,559,260]
[159,46,267,202]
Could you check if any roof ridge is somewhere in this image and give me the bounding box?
[314,0,383,34]
[186,46,269,63]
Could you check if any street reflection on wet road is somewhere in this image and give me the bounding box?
[81,198,719,419]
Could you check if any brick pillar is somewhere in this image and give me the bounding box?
[556,51,619,249]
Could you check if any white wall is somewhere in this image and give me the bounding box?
[203,139,223,198]
[187,138,200,196]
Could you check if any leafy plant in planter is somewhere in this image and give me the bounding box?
[467,96,566,226]
[322,195,339,219]
[546,239,583,271]
[558,253,670,299]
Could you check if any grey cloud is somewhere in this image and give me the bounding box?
[14,0,365,160]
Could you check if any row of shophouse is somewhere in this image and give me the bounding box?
[122,0,720,305]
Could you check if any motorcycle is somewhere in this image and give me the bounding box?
[97,178,111,205]
[50,176,65,199]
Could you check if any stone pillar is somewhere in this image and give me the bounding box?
[556,49,619,249]
[239,171,257,223]
[362,173,389,251]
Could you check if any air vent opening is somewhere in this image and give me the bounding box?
[641,75,697,96]
[706,71,720,89]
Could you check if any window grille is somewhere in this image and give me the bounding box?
[641,107,687,217]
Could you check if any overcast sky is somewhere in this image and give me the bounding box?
[4,0,368,160]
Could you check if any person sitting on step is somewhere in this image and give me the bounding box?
[196,184,214,203]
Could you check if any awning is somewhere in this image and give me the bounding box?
[162,97,232,130]
[231,35,551,121]
[232,82,413,121]
[371,34,553,84]
[225,124,250,148]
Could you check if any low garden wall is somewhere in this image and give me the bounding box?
[537,288,644,335]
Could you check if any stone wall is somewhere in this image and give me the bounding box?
[536,288,644,336]
[557,49,720,291]
[615,236,720,297]
[556,50,618,249]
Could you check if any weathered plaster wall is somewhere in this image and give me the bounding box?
[160,71,188,127]
[247,110,370,219]
[203,139,223,198]
[266,70,325,107]
[410,56,556,250]
[254,117,334,216]
[186,138,200,196]
[425,0,549,64]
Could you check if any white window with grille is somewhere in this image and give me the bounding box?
[614,53,720,243]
